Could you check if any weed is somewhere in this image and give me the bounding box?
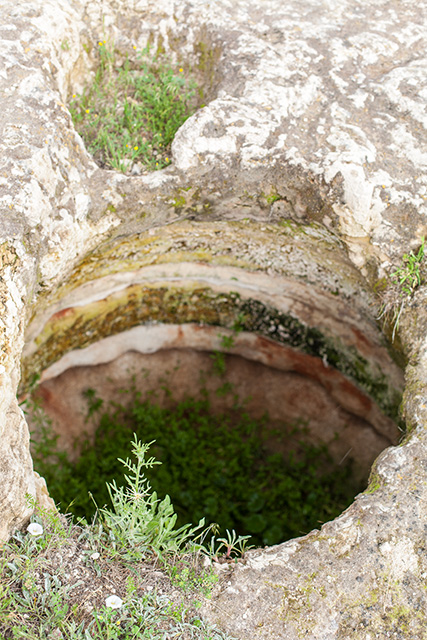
[206,529,253,562]
[210,332,234,376]
[232,313,246,333]
[168,561,218,598]
[219,334,235,349]
[392,240,425,295]
[173,195,187,208]
[0,453,236,640]
[263,189,281,205]
[210,351,227,376]
[210,325,243,378]
[378,237,425,340]
[69,42,198,173]
[215,381,235,397]
[99,435,204,558]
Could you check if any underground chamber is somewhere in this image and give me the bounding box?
[20,220,404,546]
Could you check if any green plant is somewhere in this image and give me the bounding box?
[210,326,242,378]
[0,510,85,638]
[206,529,253,562]
[210,351,227,376]
[69,42,198,172]
[99,435,205,558]
[392,239,425,294]
[219,333,235,349]
[378,237,425,340]
[168,561,219,597]
[263,189,281,205]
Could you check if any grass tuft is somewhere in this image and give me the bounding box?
[378,237,425,341]
[69,42,198,173]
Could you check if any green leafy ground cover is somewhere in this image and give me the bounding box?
[8,381,361,638]
[30,390,360,547]
[69,42,198,172]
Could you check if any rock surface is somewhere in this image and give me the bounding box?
[1,0,427,637]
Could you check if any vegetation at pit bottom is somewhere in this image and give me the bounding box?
[30,388,361,547]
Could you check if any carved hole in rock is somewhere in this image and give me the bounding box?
[21,226,404,547]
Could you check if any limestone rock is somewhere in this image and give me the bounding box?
[1,0,427,637]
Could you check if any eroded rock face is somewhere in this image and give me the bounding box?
[32,345,395,480]
[1,0,427,637]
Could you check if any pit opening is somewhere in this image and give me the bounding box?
[21,221,404,547]
[26,336,373,546]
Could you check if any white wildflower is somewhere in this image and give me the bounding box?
[105,595,123,609]
[27,522,43,536]
[90,552,100,560]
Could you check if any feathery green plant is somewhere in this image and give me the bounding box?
[99,435,204,557]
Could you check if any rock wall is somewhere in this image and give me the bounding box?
[1,0,427,637]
